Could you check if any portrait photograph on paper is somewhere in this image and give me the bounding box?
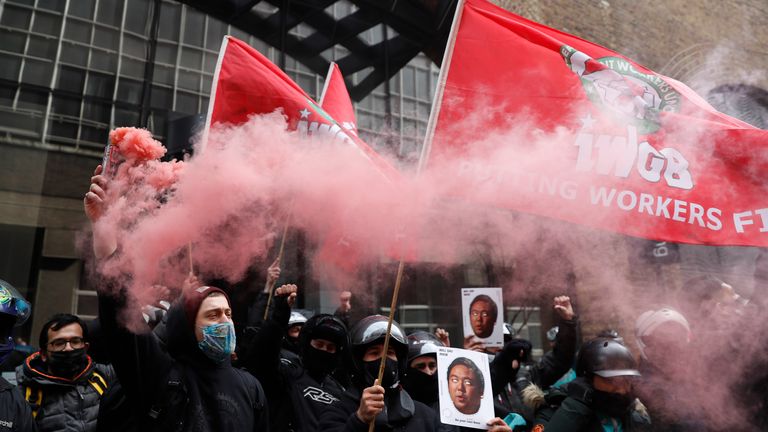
[461,287,504,348]
[437,347,495,429]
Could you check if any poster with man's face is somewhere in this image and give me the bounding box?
[461,287,504,348]
[437,347,494,429]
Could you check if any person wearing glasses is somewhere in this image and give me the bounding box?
[469,295,498,339]
[16,313,122,432]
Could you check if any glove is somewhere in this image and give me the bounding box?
[566,377,594,405]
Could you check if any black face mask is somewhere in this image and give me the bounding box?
[303,347,337,380]
[47,348,88,378]
[364,358,399,389]
[593,390,634,418]
[402,367,438,405]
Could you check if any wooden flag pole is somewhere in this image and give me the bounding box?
[187,242,194,275]
[368,258,406,432]
[263,203,295,320]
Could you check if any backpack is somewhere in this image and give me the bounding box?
[23,370,109,418]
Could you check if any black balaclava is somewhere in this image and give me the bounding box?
[402,362,438,405]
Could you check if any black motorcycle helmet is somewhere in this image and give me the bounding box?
[350,315,409,380]
[298,313,348,357]
[406,330,444,364]
[576,337,640,378]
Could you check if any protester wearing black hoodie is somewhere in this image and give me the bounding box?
[97,283,269,432]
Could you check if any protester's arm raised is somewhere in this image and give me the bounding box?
[84,165,117,260]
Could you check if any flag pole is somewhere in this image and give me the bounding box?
[417,0,466,173]
[368,258,406,432]
[187,242,194,275]
[263,200,295,320]
[369,4,465,430]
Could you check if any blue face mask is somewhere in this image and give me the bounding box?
[197,321,236,364]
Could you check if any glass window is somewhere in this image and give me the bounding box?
[178,70,199,91]
[124,0,151,35]
[27,35,57,60]
[51,94,81,117]
[153,64,174,85]
[64,19,91,44]
[82,101,110,123]
[182,8,204,46]
[1,5,32,30]
[155,42,177,65]
[297,74,316,97]
[17,88,48,111]
[38,0,66,12]
[123,34,147,59]
[60,42,88,66]
[49,119,78,139]
[0,54,22,81]
[416,69,428,100]
[68,0,95,20]
[93,26,119,50]
[150,85,172,109]
[89,49,117,72]
[57,66,86,92]
[116,78,142,105]
[22,59,53,87]
[205,18,227,50]
[80,124,108,144]
[96,0,124,27]
[201,75,212,94]
[0,84,16,106]
[120,56,146,79]
[180,47,202,70]
[85,72,115,98]
[403,67,415,96]
[175,90,198,114]
[158,2,180,41]
[32,10,62,36]
[1,29,27,54]
[203,52,217,73]
[114,107,140,126]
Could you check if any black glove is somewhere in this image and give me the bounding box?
[566,377,594,405]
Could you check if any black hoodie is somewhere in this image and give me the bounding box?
[97,287,269,432]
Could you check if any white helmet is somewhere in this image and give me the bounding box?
[288,311,308,327]
[635,307,691,360]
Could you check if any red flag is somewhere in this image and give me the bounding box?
[204,36,398,179]
[421,0,768,247]
[320,63,358,136]
[205,36,408,269]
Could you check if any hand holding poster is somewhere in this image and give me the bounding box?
[461,287,504,349]
[437,347,495,429]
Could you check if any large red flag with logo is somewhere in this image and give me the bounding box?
[319,62,358,136]
[421,0,768,246]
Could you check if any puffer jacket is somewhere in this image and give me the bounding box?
[0,376,37,431]
[16,353,115,432]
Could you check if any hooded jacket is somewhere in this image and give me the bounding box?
[97,287,269,432]
[0,375,37,432]
[16,352,117,432]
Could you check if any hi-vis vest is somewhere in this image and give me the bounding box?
[23,371,108,418]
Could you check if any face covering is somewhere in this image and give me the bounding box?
[0,336,14,365]
[403,367,438,405]
[593,390,634,418]
[47,348,88,378]
[364,358,399,389]
[198,321,236,364]
[304,347,337,379]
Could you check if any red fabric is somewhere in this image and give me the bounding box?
[208,37,406,269]
[423,0,768,246]
[320,63,358,133]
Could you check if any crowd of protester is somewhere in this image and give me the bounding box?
[0,166,766,432]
